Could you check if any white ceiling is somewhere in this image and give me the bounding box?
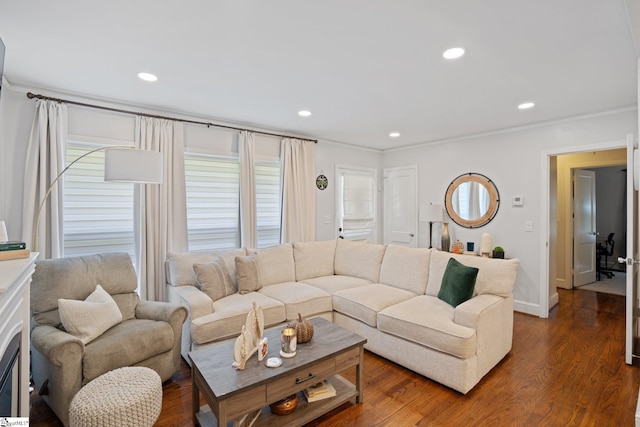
[1,1,638,150]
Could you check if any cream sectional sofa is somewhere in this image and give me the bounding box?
[166,239,519,394]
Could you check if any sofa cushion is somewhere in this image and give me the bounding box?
[166,248,246,287]
[293,240,337,281]
[377,295,477,359]
[83,318,174,381]
[193,257,236,302]
[250,243,296,287]
[334,239,386,283]
[438,258,479,307]
[426,251,519,298]
[191,293,285,344]
[58,285,123,344]
[235,255,261,294]
[333,284,416,327]
[259,282,332,320]
[300,275,372,294]
[379,245,431,294]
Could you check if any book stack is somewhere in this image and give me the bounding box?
[303,380,337,403]
[0,241,29,261]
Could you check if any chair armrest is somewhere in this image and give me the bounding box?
[172,285,215,320]
[136,300,188,326]
[31,325,84,366]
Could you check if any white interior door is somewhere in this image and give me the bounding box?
[573,169,597,287]
[383,166,417,247]
[625,134,638,364]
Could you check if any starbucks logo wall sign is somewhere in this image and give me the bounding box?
[316,174,328,190]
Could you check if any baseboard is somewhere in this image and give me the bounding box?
[548,292,559,311]
[514,300,543,317]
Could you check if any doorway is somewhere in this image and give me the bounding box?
[552,149,626,293]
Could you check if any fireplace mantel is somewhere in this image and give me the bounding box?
[0,253,37,417]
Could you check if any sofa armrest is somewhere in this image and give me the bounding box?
[31,325,84,367]
[454,294,504,328]
[454,294,514,377]
[172,285,215,320]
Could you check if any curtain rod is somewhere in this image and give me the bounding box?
[26,92,318,143]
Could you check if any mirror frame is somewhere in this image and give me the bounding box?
[444,173,500,228]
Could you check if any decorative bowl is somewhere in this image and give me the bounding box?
[269,393,299,415]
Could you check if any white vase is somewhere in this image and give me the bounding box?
[480,232,492,257]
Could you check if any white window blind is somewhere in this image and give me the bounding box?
[255,161,281,248]
[184,152,241,251]
[338,169,376,241]
[63,141,135,257]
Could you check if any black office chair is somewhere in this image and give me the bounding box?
[597,233,615,279]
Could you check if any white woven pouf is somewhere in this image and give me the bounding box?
[69,366,162,427]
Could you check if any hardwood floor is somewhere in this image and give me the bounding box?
[29,288,640,426]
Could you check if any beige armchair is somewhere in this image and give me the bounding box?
[30,252,187,426]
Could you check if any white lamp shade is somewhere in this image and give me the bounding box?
[104,148,163,184]
[419,203,444,222]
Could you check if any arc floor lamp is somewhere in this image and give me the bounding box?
[33,146,163,252]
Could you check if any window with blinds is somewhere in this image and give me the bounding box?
[255,161,281,248]
[63,141,135,257]
[184,152,241,251]
[337,167,377,241]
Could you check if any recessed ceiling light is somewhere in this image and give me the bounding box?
[137,72,158,82]
[298,110,312,117]
[443,47,465,60]
[518,102,535,110]
[389,132,400,138]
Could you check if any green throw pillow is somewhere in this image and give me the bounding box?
[438,258,479,307]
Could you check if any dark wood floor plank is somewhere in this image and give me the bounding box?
[29,288,640,426]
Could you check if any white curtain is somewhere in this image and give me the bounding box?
[239,131,257,248]
[22,100,68,259]
[280,138,316,243]
[135,116,188,301]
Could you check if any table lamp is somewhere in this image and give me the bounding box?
[419,203,444,249]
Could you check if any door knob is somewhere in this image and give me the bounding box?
[619,257,640,265]
[409,233,415,237]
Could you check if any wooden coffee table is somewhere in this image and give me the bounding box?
[189,317,366,427]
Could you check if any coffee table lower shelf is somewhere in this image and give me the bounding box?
[196,375,357,427]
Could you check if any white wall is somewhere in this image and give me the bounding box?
[383,109,638,316]
[1,86,37,240]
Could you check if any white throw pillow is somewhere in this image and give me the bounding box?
[58,284,123,344]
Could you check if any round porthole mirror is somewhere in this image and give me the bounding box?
[444,173,500,228]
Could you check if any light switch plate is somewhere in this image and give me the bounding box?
[513,195,524,206]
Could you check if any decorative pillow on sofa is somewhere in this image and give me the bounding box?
[193,257,236,302]
[438,258,479,307]
[293,240,337,281]
[58,284,123,344]
[235,254,261,294]
[248,243,296,287]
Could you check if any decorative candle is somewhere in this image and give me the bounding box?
[480,232,492,257]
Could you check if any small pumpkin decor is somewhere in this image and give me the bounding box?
[287,313,314,343]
